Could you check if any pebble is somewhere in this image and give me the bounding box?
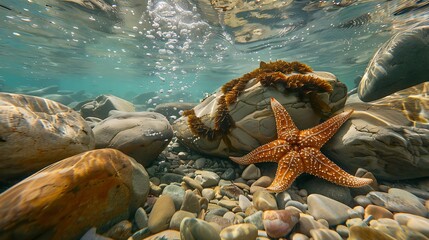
[275,191,292,209]
[135,207,149,230]
[181,190,200,214]
[195,170,220,187]
[183,176,203,192]
[346,218,367,228]
[239,195,253,212]
[241,164,261,180]
[202,188,216,201]
[354,195,372,207]
[367,188,427,216]
[300,178,353,205]
[262,208,300,238]
[364,204,393,220]
[348,225,395,240]
[336,225,349,238]
[285,200,307,212]
[160,173,184,184]
[221,185,244,200]
[223,211,236,222]
[394,213,429,237]
[297,213,328,236]
[253,190,278,211]
[148,195,176,234]
[219,223,258,240]
[290,233,310,240]
[142,229,180,240]
[81,227,111,240]
[180,218,221,240]
[218,199,239,210]
[104,220,132,240]
[307,194,351,226]
[221,168,236,180]
[162,185,185,210]
[244,211,264,230]
[219,180,233,187]
[353,206,365,218]
[233,182,250,191]
[205,215,232,229]
[194,158,207,169]
[169,210,196,230]
[250,176,272,194]
[177,152,189,160]
[309,228,342,240]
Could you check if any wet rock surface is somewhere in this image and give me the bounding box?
[0,93,95,181]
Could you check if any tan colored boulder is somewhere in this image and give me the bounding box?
[0,93,95,181]
[0,148,150,240]
[325,82,429,180]
[173,61,347,157]
[92,111,173,167]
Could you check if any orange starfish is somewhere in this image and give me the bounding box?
[230,97,372,192]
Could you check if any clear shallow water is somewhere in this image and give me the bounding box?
[0,0,427,104]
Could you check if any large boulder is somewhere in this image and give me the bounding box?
[0,93,95,181]
[325,82,429,180]
[80,94,135,120]
[93,111,173,166]
[358,24,429,102]
[0,148,150,240]
[173,60,348,157]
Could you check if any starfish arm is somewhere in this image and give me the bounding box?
[299,110,353,148]
[270,97,299,142]
[301,147,373,187]
[230,139,290,165]
[266,151,304,192]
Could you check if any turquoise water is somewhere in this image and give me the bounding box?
[0,0,427,103]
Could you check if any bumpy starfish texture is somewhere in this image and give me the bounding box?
[230,98,373,192]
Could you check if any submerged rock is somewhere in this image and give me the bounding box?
[93,111,173,167]
[0,148,149,240]
[325,83,429,180]
[358,24,429,102]
[174,61,347,157]
[80,94,135,120]
[0,93,95,181]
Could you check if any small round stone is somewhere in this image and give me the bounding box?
[148,195,176,234]
[202,188,216,201]
[241,164,261,180]
[364,204,393,220]
[310,228,342,240]
[220,223,258,240]
[169,210,196,230]
[162,184,185,210]
[135,207,149,229]
[253,190,278,211]
[239,195,253,212]
[180,218,220,240]
[263,209,300,238]
[244,211,264,230]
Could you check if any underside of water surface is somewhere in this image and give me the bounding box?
[0,0,427,104]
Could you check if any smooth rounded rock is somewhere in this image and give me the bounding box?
[148,195,176,234]
[194,170,220,188]
[238,195,252,212]
[80,94,135,119]
[220,223,258,240]
[367,188,427,216]
[309,228,342,240]
[0,149,149,240]
[358,24,429,102]
[169,210,196,230]
[241,164,261,180]
[297,213,328,236]
[162,185,185,210]
[364,205,393,220]
[181,190,200,214]
[244,211,264,230]
[253,190,278,211]
[325,84,429,180]
[180,218,221,240]
[142,229,180,240]
[174,66,347,157]
[348,226,395,240]
[93,111,173,167]
[0,93,95,180]
[263,208,300,238]
[307,194,351,226]
[394,213,429,237]
[104,220,132,240]
[135,207,149,230]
